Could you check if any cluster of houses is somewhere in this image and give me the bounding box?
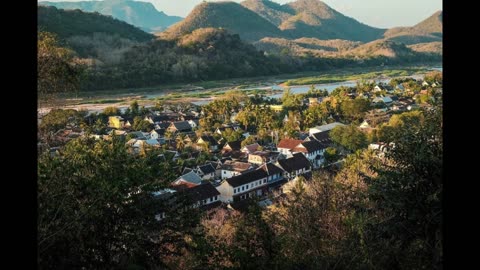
[151,122,344,216]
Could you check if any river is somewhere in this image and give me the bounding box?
[39,66,442,115]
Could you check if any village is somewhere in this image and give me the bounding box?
[38,72,443,218]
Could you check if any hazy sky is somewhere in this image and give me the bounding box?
[39,0,442,28]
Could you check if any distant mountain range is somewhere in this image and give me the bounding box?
[384,11,442,45]
[161,0,385,42]
[39,0,183,32]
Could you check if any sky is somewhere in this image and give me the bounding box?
[38,0,442,28]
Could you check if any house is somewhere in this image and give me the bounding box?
[291,140,325,168]
[220,160,254,179]
[309,122,345,136]
[374,84,393,93]
[359,120,371,129]
[154,183,221,220]
[167,121,193,133]
[422,81,430,87]
[248,151,279,165]
[187,119,199,129]
[241,143,261,154]
[196,163,216,180]
[395,84,405,91]
[124,118,133,129]
[155,122,171,130]
[175,182,221,210]
[108,116,124,129]
[306,130,332,145]
[150,129,165,140]
[172,171,203,186]
[277,153,312,180]
[145,139,161,147]
[373,96,393,105]
[258,163,286,190]
[222,140,242,153]
[277,138,303,157]
[196,135,219,152]
[216,169,269,203]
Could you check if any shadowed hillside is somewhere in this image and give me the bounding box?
[39,0,183,32]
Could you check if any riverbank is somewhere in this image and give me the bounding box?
[39,63,441,115]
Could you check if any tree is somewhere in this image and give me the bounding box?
[39,109,85,133]
[130,100,140,116]
[340,98,371,122]
[366,107,442,269]
[38,31,84,105]
[38,137,168,269]
[323,147,339,164]
[330,125,368,152]
[132,116,153,132]
[265,172,353,269]
[103,106,120,116]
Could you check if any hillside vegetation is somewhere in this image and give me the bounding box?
[38,5,153,42]
[38,6,154,65]
[39,0,182,32]
[159,1,284,42]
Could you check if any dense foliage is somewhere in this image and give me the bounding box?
[38,6,153,42]
[37,32,85,104]
[82,28,287,91]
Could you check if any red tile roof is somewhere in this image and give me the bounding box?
[277,139,303,150]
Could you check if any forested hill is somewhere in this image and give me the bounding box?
[162,0,385,42]
[39,0,183,32]
[38,5,154,42]
[159,1,284,42]
[82,28,288,91]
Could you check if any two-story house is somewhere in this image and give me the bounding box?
[291,140,325,168]
[277,153,312,180]
[216,169,269,203]
[248,151,280,165]
[277,138,303,157]
[196,163,216,180]
[220,160,254,179]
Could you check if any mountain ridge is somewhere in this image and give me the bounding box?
[39,0,183,32]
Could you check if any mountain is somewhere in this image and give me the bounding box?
[240,0,294,26]
[344,39,417,59]
[254,37,361,57]
[38,6,153,41]
[38,6,154,65]
[384,11,442,45]
[159,1,284,42]
[408,42,442,55]
[241,0,385,42]
[39,0,183,32]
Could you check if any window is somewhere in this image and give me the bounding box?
[208,198,211,203]
[242,186,244,191]
[246,184,249,189]
[233,188,236,194]
[215,196,218,200]
[263,179,267,183]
